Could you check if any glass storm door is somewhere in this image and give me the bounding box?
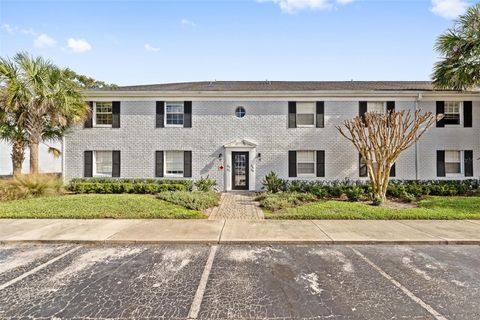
[232,152,249,190]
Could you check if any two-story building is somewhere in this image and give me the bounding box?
[63,81,480,191]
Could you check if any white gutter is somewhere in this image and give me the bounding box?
[83,90,480,100]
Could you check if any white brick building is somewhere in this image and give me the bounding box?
[63,81,480,191]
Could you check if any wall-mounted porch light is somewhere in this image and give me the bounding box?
[257,153,261,161]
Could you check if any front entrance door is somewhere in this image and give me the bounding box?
[232,152,249,190]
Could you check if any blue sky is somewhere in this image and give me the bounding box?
[0,0,477,85]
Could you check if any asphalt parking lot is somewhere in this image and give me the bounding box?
[0,244,479,319]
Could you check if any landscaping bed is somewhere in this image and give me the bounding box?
[259,173,480,220]
[0,194,207,219]
[264,196,480,220]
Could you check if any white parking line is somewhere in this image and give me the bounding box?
[0,246,81,291]
[188,245,218,319]
[350,247,448,320]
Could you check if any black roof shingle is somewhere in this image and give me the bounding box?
[93,81,452,92]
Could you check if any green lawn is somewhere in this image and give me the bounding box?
[0,194,207,219]
[265,196,480,220]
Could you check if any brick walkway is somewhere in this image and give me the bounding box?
[207,192,265,220]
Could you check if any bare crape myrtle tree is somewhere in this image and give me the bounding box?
[337,109,441,204]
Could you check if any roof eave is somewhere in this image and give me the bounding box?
[83,89,478,99]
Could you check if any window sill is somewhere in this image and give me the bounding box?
[164,125,185,128]
[297,174,316,178]
[93,174,113,178]
[164,174,185,178]
[445,173,464,178]
[296,125,316,128]
[93,125,113,128]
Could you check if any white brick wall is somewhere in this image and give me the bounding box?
[64,98,480,190]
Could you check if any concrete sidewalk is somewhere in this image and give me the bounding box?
[1,219,480,245]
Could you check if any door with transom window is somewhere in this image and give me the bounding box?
[232,152,249,190]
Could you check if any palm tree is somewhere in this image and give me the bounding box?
[0,57,28,176]
[432,3,480,90]
[0,110,28,176]
[1,52,89,174]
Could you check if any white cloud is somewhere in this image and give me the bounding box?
[1,23,17,33]
[1,24,37,36]
[430,0,469,19]
[181,18,196,27]
[258,0,354,13]
[34,33,56,48]
[67,38,92,53]
[20,28,36,36]
[144,43,161,52]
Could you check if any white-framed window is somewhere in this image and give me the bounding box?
[445,150,463,175]
[297,151,315,176]
[296,102,315,127]
[367,101,386,115]
[165,102,184,126]
[165,151,184,177]
[444,101,462,125]
[94,102,113,127]
[93,151,113,177]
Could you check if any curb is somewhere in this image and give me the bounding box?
[2,239,479,245]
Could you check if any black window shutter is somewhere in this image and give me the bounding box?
[112,151,121,177]
[84,102,93,128]
[386,101,395,113]
[155,151,164,177]
[112,101,121,128]
[316,150,325,177]
[359,101,367,124]
[156,101,165,128]
[464,150,473,177]
[437,150,445,177]
[184,151,192,177]
[464,101,472,128]
[436,101,445,127]
[184,101,192,128]
[316,101,324,128]
[84,151,93,177]
[288,102,296,128]
[288,151,297,177]
[389,163,396,177]
[359,154,367,177]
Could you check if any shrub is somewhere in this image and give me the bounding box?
[0,174,63,200]
[400,191,416,203]
[194,176,217,192]
[68,178,193,191]
[327,185,344,198]
[309,185,328,198]
[257,192,317,211]
[261,171,287,193]
[344,186,363,202]
[157,191,219,211]
[70,182,186,194]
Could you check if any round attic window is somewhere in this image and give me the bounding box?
[235,106,246,118]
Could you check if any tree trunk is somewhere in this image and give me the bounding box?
[11,140,25,177]
[29,141,39,175]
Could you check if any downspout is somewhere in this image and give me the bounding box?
[414,93,422,180]
[61,136,65,183]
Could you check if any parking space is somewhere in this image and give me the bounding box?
[0,244,478,319]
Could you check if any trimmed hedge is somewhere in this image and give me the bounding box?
[69,182,186,194]
[261,174,480,201]
[68,178,193,194]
